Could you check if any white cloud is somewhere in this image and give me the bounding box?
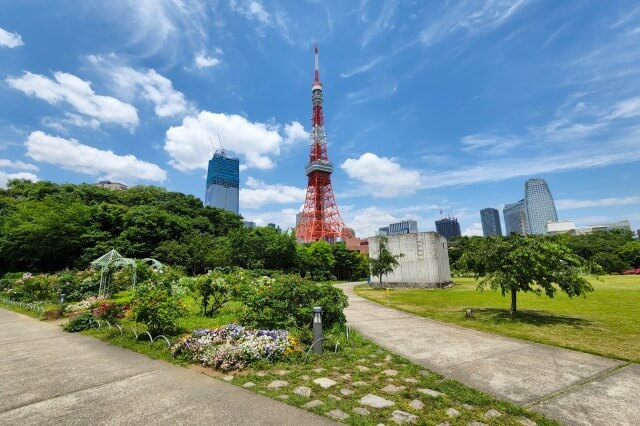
[0,27,24,48]
[460,134,522,154]
[0,171,38,188]
[88,55,192,118]
[607,97,640,119]
[230,0,271,24]
[241,207,299,230]
[165,111,305,171]
[463,222,483,237]
[5,72,138,129]
[341,206,398,238]
[420,0,531,46]
[195,51,222,69]
[340,56,385,78]
[341,153,421,197]
[240,177,306,208]
[0,159,39,172]
[283,121,308,144]
[360,0,398,48]
[25,131,166,183]
[41,113,101,132]
[556,196,640,210]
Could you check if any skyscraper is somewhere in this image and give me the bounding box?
[435,218,461,240]
[480,208,502,236]
[524,178,558,234]
[204,150,239,214]
[503,199,529,235]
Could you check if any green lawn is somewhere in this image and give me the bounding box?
[356,275,640,363]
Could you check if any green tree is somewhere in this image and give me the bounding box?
[296,240,336,280]
[370,235,403,284]
[591,252,629,274]
[618,241,640,268]
[331,243,370,280]
[460,235,594,316]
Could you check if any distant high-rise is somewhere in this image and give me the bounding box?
[503,199,529,235]
[435,217,461,240]
[205,150,239,214]
[524,178,558,235]
[480,208,502,236]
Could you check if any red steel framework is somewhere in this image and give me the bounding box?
[296,46,352,243]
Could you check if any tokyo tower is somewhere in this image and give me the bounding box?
[296,46,352,243]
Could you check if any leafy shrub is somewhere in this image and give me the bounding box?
[591,252,629,274]
[0,272,24,291]
[93,302,129,322]
[172,324,299,371]
[63,313,96,332]
[238,274,347,333]
[6,273,59,302]
[132,285,186,336]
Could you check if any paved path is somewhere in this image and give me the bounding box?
[339,283,639,426]
[0,308,334,426]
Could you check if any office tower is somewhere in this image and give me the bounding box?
[205,150,239,214]
[503,199,529,235]
[480,208,502,236]
[435,217,461,240]
[524,178,558,235]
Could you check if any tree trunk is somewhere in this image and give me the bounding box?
[510,288,517,316]
[379,273,382,285]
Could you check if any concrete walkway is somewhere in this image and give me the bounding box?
[339,283,639,426]
[0,308,334,426]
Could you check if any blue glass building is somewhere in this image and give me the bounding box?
[524,178,558,235]
[480,208,502,236]
[204,151,239,214]
[503,199,529,235]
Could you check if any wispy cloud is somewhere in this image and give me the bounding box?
[460,134,522,154]
[360,0,398,47]
[556,196,640,210]
[340,56,385,78]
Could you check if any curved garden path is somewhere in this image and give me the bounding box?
[0,308,334,425]
[339,282,639,426]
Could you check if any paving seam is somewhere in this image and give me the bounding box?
[0,335,68,345]
[0,369,162,414]
[526,362,633,408]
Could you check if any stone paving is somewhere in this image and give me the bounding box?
[339,282,640,426]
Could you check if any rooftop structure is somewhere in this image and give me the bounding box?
[95,180,127,190]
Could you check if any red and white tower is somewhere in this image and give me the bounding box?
[296,46,351,243]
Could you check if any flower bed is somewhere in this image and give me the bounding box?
[172,324,299,371]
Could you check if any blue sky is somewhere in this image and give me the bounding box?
[1,0,639,237]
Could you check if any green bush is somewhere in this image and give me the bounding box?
[238,274,348,333]
[63,313,96,332]
[6,274,59,302]
[591,252,629,274]
[0,272,24,291]
[132,285,186,336]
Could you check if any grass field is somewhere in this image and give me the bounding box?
[356,275,640,363]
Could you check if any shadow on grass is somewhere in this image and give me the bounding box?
[468,308,592,328]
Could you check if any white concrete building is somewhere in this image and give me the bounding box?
[368,232,451,288]
[546,220,631,235]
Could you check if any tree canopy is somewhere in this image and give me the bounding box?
[459,235,594,315]
[370,235,403,284]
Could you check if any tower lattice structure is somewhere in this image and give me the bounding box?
[296,46,351,243]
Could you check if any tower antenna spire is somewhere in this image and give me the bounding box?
[314,43,320,83]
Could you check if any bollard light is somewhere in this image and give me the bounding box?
[59,293,66,304]
[312,306,323,354]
